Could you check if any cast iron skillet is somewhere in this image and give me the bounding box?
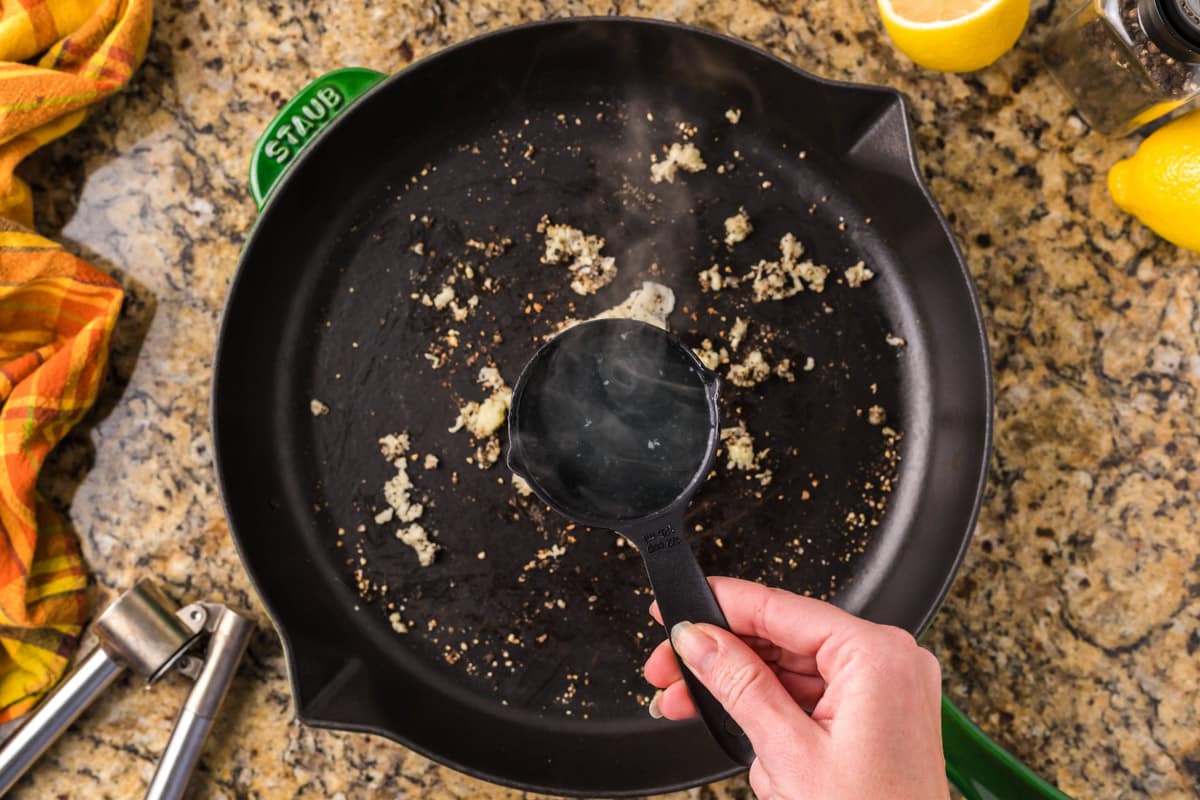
[213,18,993,797]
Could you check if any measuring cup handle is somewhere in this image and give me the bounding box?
[628,512,755,767]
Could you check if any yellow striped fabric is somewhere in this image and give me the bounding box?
[0,0,152,228]
[0,0,149,722]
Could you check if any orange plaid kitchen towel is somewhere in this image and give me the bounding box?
[0,0,153,227]
[0,0,150,723]
[0,224,122,723]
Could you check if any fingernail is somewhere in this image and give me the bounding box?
[648,689,664,719]
[670,621,717,670]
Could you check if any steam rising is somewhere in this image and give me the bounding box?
[506,32,770,522]
[512,321,714,523]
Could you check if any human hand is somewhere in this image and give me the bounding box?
[644,577,948,799]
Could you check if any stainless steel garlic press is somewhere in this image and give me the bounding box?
[0,578,253,798]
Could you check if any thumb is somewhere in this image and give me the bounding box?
[672,621,821,760]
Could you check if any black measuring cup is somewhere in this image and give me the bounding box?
[507,318,755,766]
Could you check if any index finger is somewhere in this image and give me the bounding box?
[652,577,877,657]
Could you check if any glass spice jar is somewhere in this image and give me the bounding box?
[1043,0,1200,135]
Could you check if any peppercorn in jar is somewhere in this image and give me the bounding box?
[1044,0,1200,135]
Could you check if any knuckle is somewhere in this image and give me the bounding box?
[875,625,919,652]
[916,646,942,681]
[716,657,771,712]
[847,625,932,679]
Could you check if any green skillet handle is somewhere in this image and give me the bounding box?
[943,695,1073,800]
[248,67,387,209]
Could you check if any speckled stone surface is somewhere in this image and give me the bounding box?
[6,0,1199,797]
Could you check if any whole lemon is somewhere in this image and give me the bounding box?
[1108,109,1200,253]
[877,0,1030,73]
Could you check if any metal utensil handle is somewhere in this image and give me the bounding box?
[145,608,254,800]
[0,648,124,794]
[628,511,756,767]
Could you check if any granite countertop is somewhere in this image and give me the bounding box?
[8,0,1198,797]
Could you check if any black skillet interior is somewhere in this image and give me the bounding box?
[214,18,991,797]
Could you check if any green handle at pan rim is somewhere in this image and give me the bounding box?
[248,65,1074,800]
[942,694,1073,800]
[248,67,387,209]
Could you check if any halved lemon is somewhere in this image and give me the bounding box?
[877,0,1030,73]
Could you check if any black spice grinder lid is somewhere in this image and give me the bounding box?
[1141,0,1200,61]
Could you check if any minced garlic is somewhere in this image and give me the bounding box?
[796,260,830,293]
[379,432,411,462]
[475,438,502,469]
[540,218,618,296]
[720,424,769,475]
[747,233,831,301]
[650,142,707,184]
[397,523,439,567]
[383,460,423,523]
[586,281,675,330]
[722,426,756,471]
[374,432,433,565]
[432,284,455,310]
[450,367,513,470]
[727,349,771,388]
[451,367,512,440]
[698,264,737,292]
[728,317,749,352]
[478,366,505,392]
[723,208,752,246]
[844,262,875,288]
[694,338,729,371]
